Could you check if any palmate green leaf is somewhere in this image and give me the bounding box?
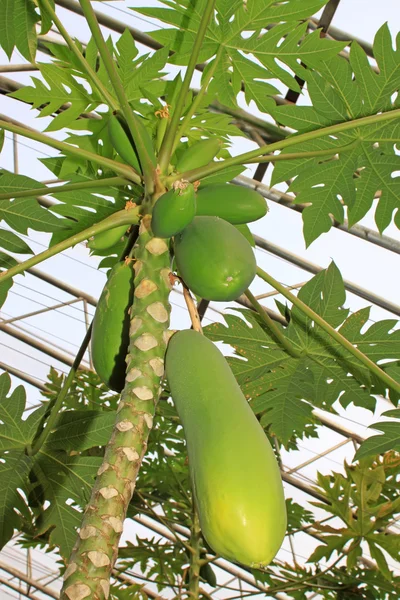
[205,263,398,445]
[0,252,17,307]
[35,451,101,558]
[0,170,67,234]
[0,373,47,451]
[135,0,344,115]
[309,461,400,576]
[0,229,33,254]
[46,410,115,452]
[355,413,400,460]
[0,0,38,61]
[49,181,130,246]
[286,498,314,534]
[271,24,400,244]
[0,450,33,549]
[0,373,48,548]
[10,63,96,132]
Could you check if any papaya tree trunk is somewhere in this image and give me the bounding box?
[188,505,202,599]
[61,214,171,600]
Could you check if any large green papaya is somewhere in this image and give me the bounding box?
[196,183,267,224]
[176,138,222,173]
[87,224,128,251]
[152,182,196,238]
[91,261,134,392]
[174,216,256,301]
[165,330,287,567]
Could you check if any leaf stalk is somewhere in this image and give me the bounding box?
[169,108,400,183]
[256,266,400,395]
[29,325,93,456]
[78,0,156,191]
[0,176,129,201]
[40,0,118,110]
[158,0,217,173]
[0,118,141,183]
[244,289,303,358]
[0,207,140,284]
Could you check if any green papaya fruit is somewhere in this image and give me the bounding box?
[199,563,217,587]
[131,112,157,169]
[91,261,134,392]
[174,216,256,301]
[196,183,267,224]
[87,224,128,251]
[176,138,222,173]
[152,182,196,238]
[108,115,141,172]
[165,330,287,567]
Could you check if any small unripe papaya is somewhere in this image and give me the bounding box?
[176,138,222,173]
[91,261,134,392]
[108,115,141,172]
[174,216,256,301]
[199,563,217,587]
[152,182,196,238]
[165,330,287,567]
[132,112,157,169]
[196,183,267,224]
[87,224,128,251]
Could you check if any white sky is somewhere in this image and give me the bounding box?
[0,1,399,597]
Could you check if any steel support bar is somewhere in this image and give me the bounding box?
[0,361,47,391]
[27,267,98,307]
[312,409,365,444]
[253,235,400,317]
[0,576,41,600]
[235,175,400,256]
[286,437,352,474]
[1,297,83,325]
[0,561,59,599]
[0,64,39,73]
[0,323,90,369]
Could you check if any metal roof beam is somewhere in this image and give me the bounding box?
[253,234,400,317]
[0,322,90,369]
[235,175,400,257]
[0,361,47,391]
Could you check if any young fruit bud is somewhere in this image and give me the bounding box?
[87,224,128,251]
[176,138,222,173]
[152,181,196,238]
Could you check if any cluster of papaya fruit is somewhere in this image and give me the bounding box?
[153,180,267,302]
[90,113,286,569]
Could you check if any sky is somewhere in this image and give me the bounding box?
[0,0,399,597]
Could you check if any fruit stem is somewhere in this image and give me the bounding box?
[0,207,140,285]
[181,280,203,334]
[78,0,156,191]
[40,0,118,110]
[256,266,400,395]
[158,0,216,173]
[0,176,129,201]
[28,324,93,456]
[0,117,141,183]
[244,289,303,359]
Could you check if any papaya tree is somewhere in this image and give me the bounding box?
[0,1,399,599]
